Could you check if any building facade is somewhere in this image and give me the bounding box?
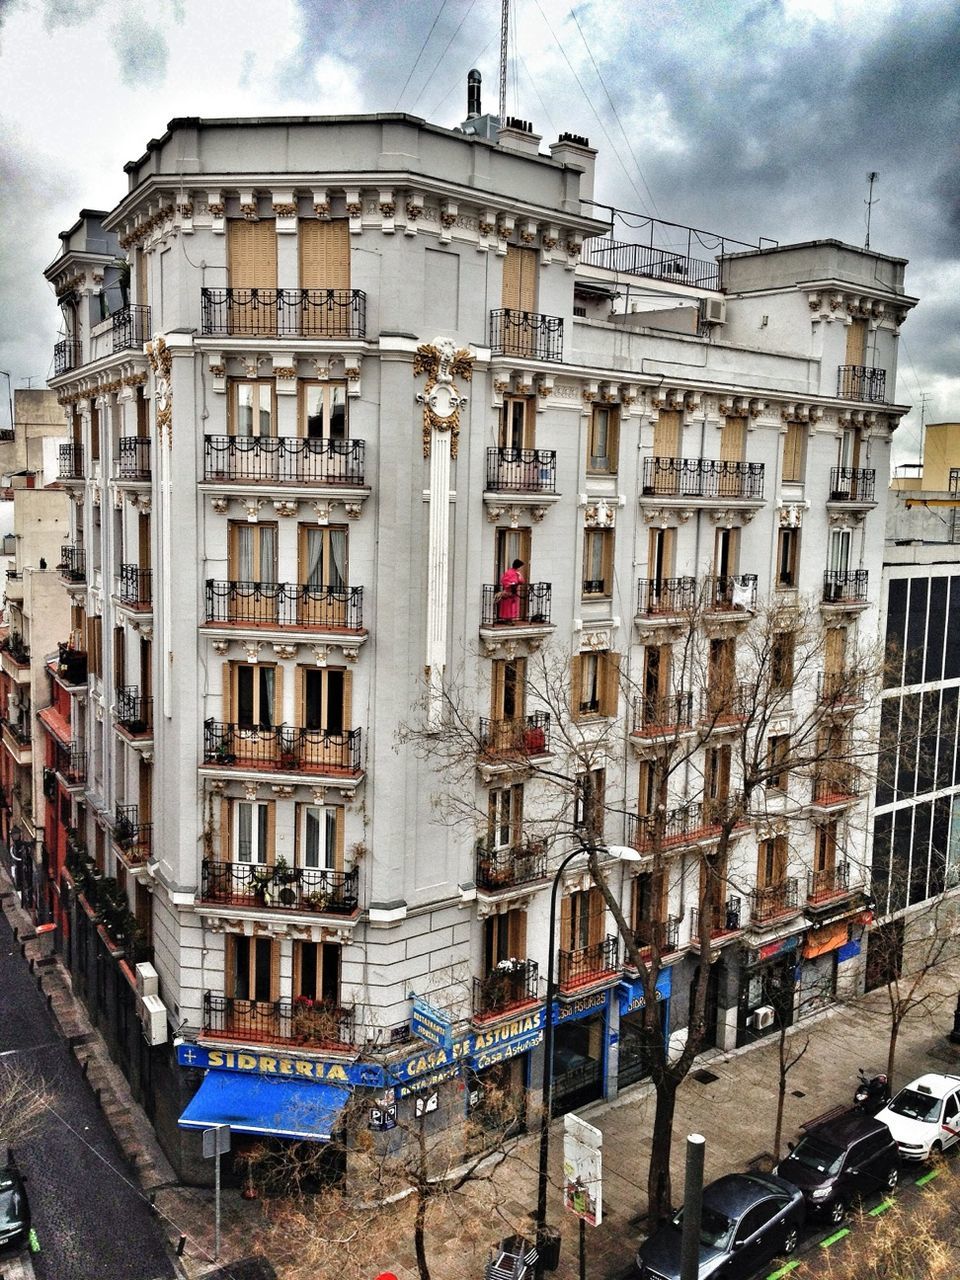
[42,109,915,1180]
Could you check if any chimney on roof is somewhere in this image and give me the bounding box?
[498,116,542,156]
[467,68,482,120]
[549,132,598,208]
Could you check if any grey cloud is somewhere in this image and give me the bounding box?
[111,11,168,87]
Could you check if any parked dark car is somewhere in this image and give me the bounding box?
[635,1172,805,1280]
[775,1111,899,1225]
[0,1165,31,1253]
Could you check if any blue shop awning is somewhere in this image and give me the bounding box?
[178,1071,350,1141]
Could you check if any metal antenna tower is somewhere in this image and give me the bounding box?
[498,0,509,125]
[864,171,879,250]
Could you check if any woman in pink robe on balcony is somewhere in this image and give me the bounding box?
[497,559,526,623]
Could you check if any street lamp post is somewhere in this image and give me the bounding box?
[534,840,640,1276]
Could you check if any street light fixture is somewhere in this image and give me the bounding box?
[534,839,641,1275]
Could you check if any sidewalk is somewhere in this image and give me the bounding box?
[5,858,960,1280]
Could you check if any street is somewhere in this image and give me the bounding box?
[0,905,174,1280]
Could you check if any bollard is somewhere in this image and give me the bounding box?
[176,1236,187,1257]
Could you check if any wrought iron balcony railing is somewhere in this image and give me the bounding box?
[808,861,851,903]
[201,858,359,915]
[627,798,731,853]
[205,580,364,631]
[203,720,363,775]
[642,457,765,500]
[817,670,866,705]
[557,934,620,990]
[811,770,860,805]
[637,576,697,616]
[475,840,549,891]
[200,287,366,338]
[478,711,550,758]
[3,716,31,746]
[58,444,84,481]
[631,691,694,737]
[53,339,81,376]
[583,236,721,289]
[118,564,152,609]
[55,643,87,686]
[489,308,563,361]
[1,631,30,665]
[113,804,152,864]
[58,545,86,583]
[690,895,743,938]
[837,365,887,403]
[115,687,153,734]
[204,435,366,486]
[706,573,758,612]
[480,582,552,628]
[701,682,751,724]
[54,742,86,785]
[112,304,151,353]
[829,467,876,503]
[473,958,539,1019]
[202,992,355,1049]
[117,435,151,481]
[822,569,869,604]
[485,447,557,494]
[750,878,800,924]
[634,916,680,954]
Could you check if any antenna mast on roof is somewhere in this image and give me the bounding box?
[498,0,509,125]
[864,171,879,250]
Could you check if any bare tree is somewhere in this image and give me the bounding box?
[402,591,881,1224]
[0,1059,50,1151]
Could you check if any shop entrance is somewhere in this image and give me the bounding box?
[551,1013,604,1116]
[618,998,669,1089]
[737,950,796,1047]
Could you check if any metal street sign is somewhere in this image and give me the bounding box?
[202,1124,231,1158]
[563,1113,602,1226]
[410,996,453,1051]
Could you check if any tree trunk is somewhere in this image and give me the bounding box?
[886,1016,901,1093]
[648,1076,679,1223]
[774,1024,788,1162]
[414,1193,431,1280]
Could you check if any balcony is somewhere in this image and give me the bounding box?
[817,670,866,707]
[583,236,721,290]
[202,992,354,1050]
[641,457,765,502]
[58,444,84,482]
[58,545,86,584]
[54,742,86,787]
[807,861,856,906]
[690,896,743,942]
[200,858,359,916]
[828,467,876,504]
[700,683,751,726]
[480,583,552,629]
[627,799,731,854]
[115,687,153,737]
[4,571,22,603]
[478,711,550,760]
[1,630,30,668]
[485,447,557,494]
[633,916,681,955]
[811,769,860,808]
[117,436,151,482]
[822,570,869,608]
[475,839,549,892]
[204,436,366,487]
[203,720,363,777]
[631,691,694,739]
[837,365,887,404]
[205,581,364,632]
[112,303,151,353]
[200,287,366,339]
[489,308,563,362]
[113,805,153,865]
[636,576,697,619]
[53,339,81,376]
[117,565,152,611]
[473,958,539,1021]
[54,643,87,688]
[557,935,620,993]
[2,716,32,765]
[750,878,800,925]
[706,574,757,614]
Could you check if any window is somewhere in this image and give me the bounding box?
[298,219,350,290]
[767,734,790,790]
[814,822,838,878]
[845,317,868,367]
[642,645,671,723]
[647,526,675,586]
[90,401,101,463]
[707,638,736,715]
[714,526,739,581]
[574,768,606,838]
[293,940,341,1005]
[300,381,347,439]
[757,836,787,888]
[720,415,746,463]
[583,528,614,596]
[633,871,667,935]
[499,397,535,450]
[232,800,272,864]
[587,405,619,474]
[226,934,278,1002]
[638,759,661,818]
[229,521,277,583]
[491,656,526,721]
[300,525,347,589]
[771,630,795,693]
[302,667,349,733]
[652,409,681,459]
[502,245,537,312]
[782,421,806,483]
[572,651,619,719]
[488,784,523,850]
[560,887,605,951]
[829,528,852,574]
[298,803,342,870]
[484,909,527,969]
[232,664,277,729]
[823,627,846,698]
[229,380,275,437]
[776,526,800,588]
[228,218,277,289]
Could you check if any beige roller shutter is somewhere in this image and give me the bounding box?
[845,318,868,367]
[502,245,537,311]
[720,416,746,463]
[227,219,277,289]
[299,220,350,289]
[653,409,681,458]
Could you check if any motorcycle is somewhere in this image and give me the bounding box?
[853,1066,890,1115]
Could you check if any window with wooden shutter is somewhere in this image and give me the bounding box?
[845,318,868,367]
[720,416,746,463]
[299,220,350,290]
[484,908,527,968]
[293,940,341,1006]
[757,836,787,888]
[502,245,537,312]
[776,526,800,588]
[588,405,620,474]
[574,768,606,838]
[583,528,614,597]
[782,422,806,482]
[491,657,527,720]
[228,219,278,289]
[653,409,681,459]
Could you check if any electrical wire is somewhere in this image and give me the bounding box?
[409,0,481,113]
[518,52,560,140]
[424,36,497,119]
[393,0,452,111]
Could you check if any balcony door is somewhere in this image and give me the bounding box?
[502,245,537,312]
[757,836,787,889]
[302,667,350,735]
[491,657,526,722]
[488,784,523,852]
[837,427,861,472]
[229,522,278,623]
[813,821,838,896]
[499,397,535,450]
[720,416,746,463]
[233,799,272,866]
[653,409,681,460]
[714,526,739,582]
[293,941,341,1008]
[230,664,280,760]
[227,219,277,336]
[698,850,728,925]
[647,527,676,604]
[495,527,531,586]
[299,221,351,337]
[484,908,527,969]
[845,318,868,367]
[633,870,668,946]
[561,887,605,953]
[297,802,342,871]
[829,528,851,575]
[299,525,347,626]
[301,381,347,440]
[225,934,278,1007]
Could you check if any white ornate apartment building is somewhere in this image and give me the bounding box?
[41,108,915,1179]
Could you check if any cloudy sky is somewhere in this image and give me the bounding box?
[1,0,956,461]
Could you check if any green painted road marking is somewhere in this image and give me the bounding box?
[869,1198,895,1216]
[765,1262,802,1280]
[820,1227,851,1248]
[28,1227,40,1253]
[915,1169,940,1186]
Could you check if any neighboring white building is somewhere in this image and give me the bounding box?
[42,104,916,1181]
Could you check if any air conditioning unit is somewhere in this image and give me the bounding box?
[135,960,159,997]
[141,994,168,1046]
[751,1005,776,1031]
[700,297,726,325]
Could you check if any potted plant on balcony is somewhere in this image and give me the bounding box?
[292,996,340,1047]
[522,724,546,754]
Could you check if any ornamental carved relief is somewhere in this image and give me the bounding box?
[414,337,473,458]
[146,335,173,446]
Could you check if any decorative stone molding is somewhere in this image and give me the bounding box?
[241,641,263,663]
[271,784,295,799]
[707,507,758,526]
[309,498,364,524]
[778,503,807,528]
[242,498,266,522]
[312,189,330,218]
[273,500,299,518]
[272,643,298,660]
[242,782,261,801]
[146,335,173,446]
[583,498,618,528]
[580,628,613,653]
[209,496,229,514]
[484,503,549,527]
[640,506,694,525]
[415,337,473,459]
[239,353,266,380]
[211,640,230,656]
